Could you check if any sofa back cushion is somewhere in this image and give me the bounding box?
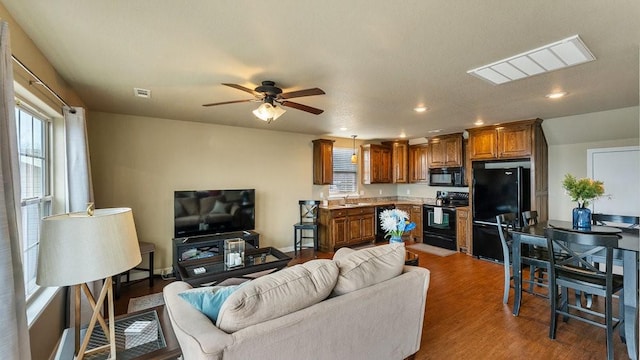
[216,259,338,333]
[332,243,405,296]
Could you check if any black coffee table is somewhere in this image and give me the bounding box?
[405,250,419,266]
[176,246,292,286]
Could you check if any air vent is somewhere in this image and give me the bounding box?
[467,35,595,85]
[133,88,151,98]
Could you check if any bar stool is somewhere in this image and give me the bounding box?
[293,200,320,256]
[115,241,155,299]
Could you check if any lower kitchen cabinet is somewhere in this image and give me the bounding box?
[319,206,375,251]
[456,206,471,254]
[410,205,423,242]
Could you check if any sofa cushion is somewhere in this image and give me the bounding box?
[177,284,244,322]
[216,259,339,333]
[332,243,405,296]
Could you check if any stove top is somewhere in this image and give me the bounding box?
[436,191,469,207]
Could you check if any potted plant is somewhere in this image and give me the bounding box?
[379,208,416,243]
[562,174,605,229]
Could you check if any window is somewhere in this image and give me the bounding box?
[329,147,357,195]
[15,105,52,298]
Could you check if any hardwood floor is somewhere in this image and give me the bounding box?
[114,246,629,360]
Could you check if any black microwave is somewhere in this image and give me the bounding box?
[429,167,466,187]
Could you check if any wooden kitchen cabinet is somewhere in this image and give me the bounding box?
[361,144,392,184]
[428,133,463,168]
[467,119,538,161]
[408,144,429,183]
[410,204,423,242]
[456,206,471,254]
[497,123,532,158]
[318,206,375,251]
[347,207,375,245]
[313,139,334,185]
[468,128,498,160]
[382,140,409,183]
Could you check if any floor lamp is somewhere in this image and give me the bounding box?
[36,207,142,360]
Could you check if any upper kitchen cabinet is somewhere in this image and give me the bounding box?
[361,144,392,184]
[408,144,429,183]
[313,139,334,185]
[467,119,542,161]
[428,133,463,168]
[382,140,409,183]
[467,118,549,222]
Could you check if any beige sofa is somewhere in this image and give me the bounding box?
[163,244,430,360]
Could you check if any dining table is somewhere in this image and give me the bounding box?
[510,220,639,360]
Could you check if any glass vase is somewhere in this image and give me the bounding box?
[572,204,592,230]
[389,235,403,244]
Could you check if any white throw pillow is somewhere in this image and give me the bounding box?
[216,259,339,333]
[332,243,405,296]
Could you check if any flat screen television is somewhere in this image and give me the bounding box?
[174,189,255,238]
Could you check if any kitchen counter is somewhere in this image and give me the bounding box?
[320,198,430,210]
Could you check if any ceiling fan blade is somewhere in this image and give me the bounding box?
[280,101,324,115]
[279,88,325,99]
[202,99,253,107]
[222,83,259,96]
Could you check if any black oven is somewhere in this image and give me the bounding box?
[423,205,457,250]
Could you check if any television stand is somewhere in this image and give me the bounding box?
[172,230,260,279]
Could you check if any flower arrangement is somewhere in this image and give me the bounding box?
[562,174,605,207]
[379,208,416,241]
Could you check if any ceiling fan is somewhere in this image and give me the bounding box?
[202,81,325,123]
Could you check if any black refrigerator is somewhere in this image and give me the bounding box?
[472,167,530,262]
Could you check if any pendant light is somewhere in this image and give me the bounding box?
[350,135,358,164]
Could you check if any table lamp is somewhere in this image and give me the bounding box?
[36,207,142,360]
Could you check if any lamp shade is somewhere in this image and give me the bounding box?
[36,208,142,287]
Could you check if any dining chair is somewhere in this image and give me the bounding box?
[496,213,549,304]
[545,228,623,360]
[522,210,538,226]
[592,213,640,228]
[293,200,320,256]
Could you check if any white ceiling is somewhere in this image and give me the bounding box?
[1,1,639,141]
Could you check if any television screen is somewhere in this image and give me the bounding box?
[174,189,255,238]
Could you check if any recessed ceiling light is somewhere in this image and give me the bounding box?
[399,133,407,138]
[339,127,348,131]
[428,129,443,133]
[545,91,568,99]
[474,120,484,126]
[414,106,428,113]
[467,35,595,85]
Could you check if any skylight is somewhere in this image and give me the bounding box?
[467,35,595,85]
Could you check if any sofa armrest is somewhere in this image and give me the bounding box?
[163,281,234,360]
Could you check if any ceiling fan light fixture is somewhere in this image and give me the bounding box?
[253,102,286,122]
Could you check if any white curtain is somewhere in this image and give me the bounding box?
[0,21,32,360]
[64,106,94,213]
[63,106,98,326]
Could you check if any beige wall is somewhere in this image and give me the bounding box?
[88,111,329,272]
